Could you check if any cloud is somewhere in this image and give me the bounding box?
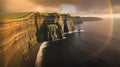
[110,0,120,13]
[31,0,112,14]
[0,0,5,12]
[112,5,120,13]
[0,0,120,15]
[0,0,61,13]
[110,0,120,6]
[30,0,77,7]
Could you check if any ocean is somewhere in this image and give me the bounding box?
[41,18,120,67]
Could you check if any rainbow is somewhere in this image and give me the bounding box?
[108,0,113,35]
[91,0,114,57]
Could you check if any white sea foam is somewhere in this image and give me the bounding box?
[35,30,85,67]
[64,30,85,35]
[35,42,48,67]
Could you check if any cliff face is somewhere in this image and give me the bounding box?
[36,13,74,41]
[0,13,37,67]
[61,14,74,33]
[39,13,65,41]
[0,12,74,67]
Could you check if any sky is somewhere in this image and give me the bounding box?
[0,0,120,17]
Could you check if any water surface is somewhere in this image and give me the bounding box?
[41,18,120,67]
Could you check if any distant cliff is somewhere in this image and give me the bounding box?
[72,16,83,24]
[72,16,103,24]
[80,17,103,21]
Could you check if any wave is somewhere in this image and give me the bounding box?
[64,30,85,35]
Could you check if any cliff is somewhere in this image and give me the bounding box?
[0,12,37,67]
[72,16,103,24]
[0,12,74,67]
[80,17,103,21]
[61,14,74,33]
[72,16,83,24]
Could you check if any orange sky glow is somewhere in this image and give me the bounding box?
[0,0,120,17]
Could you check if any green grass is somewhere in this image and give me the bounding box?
[0,12,32,19]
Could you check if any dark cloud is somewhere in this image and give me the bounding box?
[31,0,112,14]
[0,0,5,12]
[110,0,120,6]
[30,0,77,7]
[75,0,110,14]
[110,0,120,13]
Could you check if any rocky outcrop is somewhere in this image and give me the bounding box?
[0,12,74,67]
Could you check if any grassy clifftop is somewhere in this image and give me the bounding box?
[0,12,32,19]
